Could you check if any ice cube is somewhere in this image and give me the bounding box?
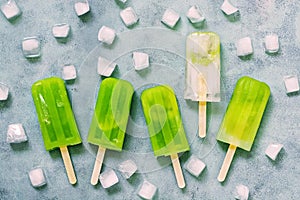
[265,143,283,161]
[28,168,46,188]
[118,160,137,179]
[99,169,119,189]
[161,8,180,29]
[62,65,77,81]
[132,52,149,71]
[138,180,157,200]
[52,23,70,38]
[186,6,205,24]
[221,0,239,16]
[97,56,117,77]
[7,123,27,143]
[120,7,139,27]
[0,83,9,101]
[184,155,206,177]
[98,26,116,45]
[22,37,41,58]
[236,37,253,57]
[283,75,299,93]
[0,0,21,20]
[74,1,90,16]
[234,184,249,200]
[264,34,279,53]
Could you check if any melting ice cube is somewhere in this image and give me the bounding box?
[62,65,77,81]
[22,37,41,58]
[265,143,283,161]
[118,160,137,179]
[184,155,206,177]
[0,83,9,101]
[138,180,157,200]
[7,123,27,143]
[236,37,253,57]
[0,0,21,20]
[264,34,279,53]
[186,6,205,24]
[161,8,180,28]
[234,184,249,200]
[52,24,70,38]
[74,1,90,16]
[98,26,116,45]
[99,169,119,189]
[97,56,117,77]
[28,168,46,188]
[283,75,299,93]
[120,7,139,27]
[132,52,149,71]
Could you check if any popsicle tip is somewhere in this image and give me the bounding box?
[217,175,225,182]
[178,182,186,189]
[91,179,98,185]
[70,178,77,185]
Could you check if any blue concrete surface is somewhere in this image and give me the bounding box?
[0,0,299,199]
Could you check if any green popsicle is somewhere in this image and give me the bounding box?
[88,77,134,185]
[32,77,81,184]
[141,85,190,188]
[216,76,270,182]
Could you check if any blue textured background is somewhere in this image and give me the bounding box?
[0,0,299,199]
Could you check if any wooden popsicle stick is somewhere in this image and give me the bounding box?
[198,75,207,138]
[60,146,77,185]
[217,144,237,182]
[90,146,106,185]
[170,154,186,188]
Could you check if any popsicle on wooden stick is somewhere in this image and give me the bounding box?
[32,77,82,184]
[141,85,190,188]
[87,78,134,185]
[185,32,221,138]
[217,76,270,182]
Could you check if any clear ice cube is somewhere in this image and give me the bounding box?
[221,0,239,16]
[120,7,139,27]
[138,180,157,200]
[283,75,299,93]
[7,123,27,143]
[22,37,41,58]
[161,8,180,28]
[97,56,117,77]
[52,23,70,38]
[0,0,21,20]
[264,34,279,53]
[0,83,9,101]
[62,65,77,81]
[99,169,119,189]
[98,26,116,45]
[132,52,149,71]
[236,37,253,57]
[234,184,249,200]
[118,160,137,179]
[186,6,205,24]
[74,1,90,16]
[184,155,206,177]
[28,168,46,188]
[265,143,283,161]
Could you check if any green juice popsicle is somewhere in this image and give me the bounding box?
[141,85,190,188]
[32,77,81,184]
[217,76,270,182]
[87,78,134,185]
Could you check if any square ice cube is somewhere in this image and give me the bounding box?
[52,23,70,38]
[99,169,119,189]
[98,26,116,45]
[264,34,279,53]
[236,37,253,57]
[22,37,41,58]
[7,123,27,143]
[118,160,137,179]
[138,180,157,200]
[97,56,117,77]
[265,143,283,161]
[186,6,205,24]
[283,75,299,93]
[28,168,46,188]
[74,1,90,16]
[62,65,77,81]
[234,184,249,200]
[0,83,9,101]
[120,7,139,27]
[0,0,21,20]
[221,0,239,16]
[161,8,180,28]
[184,155,206,177]
[133,52,149,71]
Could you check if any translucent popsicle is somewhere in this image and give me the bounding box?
[141,85,190,188]
[184,32,221,138]
[216,76,270,182]
[32,77,81,184]
[87,78,134,185]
